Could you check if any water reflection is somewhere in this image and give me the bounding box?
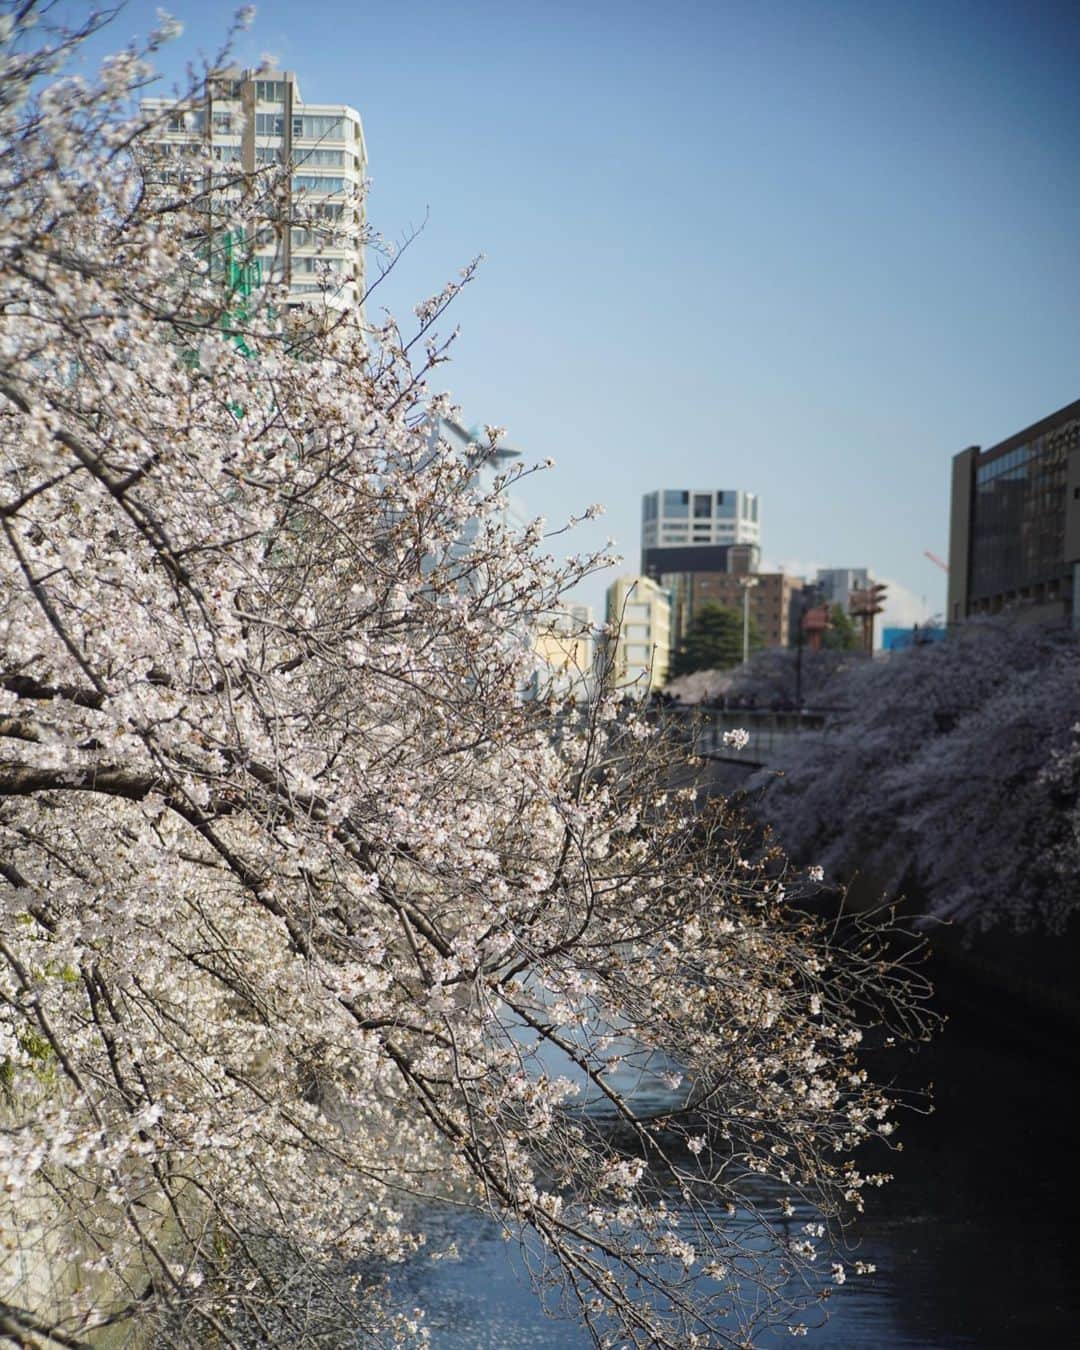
[394,983,1080,1347]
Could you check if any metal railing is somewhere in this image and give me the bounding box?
[658,706,831,764]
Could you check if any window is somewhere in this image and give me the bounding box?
[255,80,286,103]
[693,493,712,518]
[211,111,236,134]
[293,115,345,141]
[293,255,347,273]
[292,147,346,168]
[292,175,347,194]
[255,146,282,164]
[165,108,202,133]
[663,489,689,519]
[255,113,285,136]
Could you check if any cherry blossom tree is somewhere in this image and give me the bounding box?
[0,8,929,1346]
[748,622,1080,934]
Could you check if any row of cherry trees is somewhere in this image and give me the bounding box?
[747,623,1080,934]
[0,8,928,1345]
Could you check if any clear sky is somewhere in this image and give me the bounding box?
[68,0,1080,633]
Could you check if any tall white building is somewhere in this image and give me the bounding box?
[641,489,761,552]
[141,69,366,312]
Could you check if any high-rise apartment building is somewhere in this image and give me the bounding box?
[141,69,366,312]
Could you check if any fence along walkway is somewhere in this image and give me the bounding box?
[665,706,831,768]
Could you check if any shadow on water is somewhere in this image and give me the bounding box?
[388,966,1080,1348]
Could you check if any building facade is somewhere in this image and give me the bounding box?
[141,69,367,312]
[815,568,871,614]
[641,489,760,557]
[948,400,1080,628]
[642,541,760,582]
[684,571,804,649]
[602,576,672,696]
[531,604,595,701]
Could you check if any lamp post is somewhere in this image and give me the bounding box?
[794,589,829,708]
[738,575,759,666]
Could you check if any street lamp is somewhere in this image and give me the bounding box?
[737,575,759,666]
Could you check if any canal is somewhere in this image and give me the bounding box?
[388,968,1080,1347]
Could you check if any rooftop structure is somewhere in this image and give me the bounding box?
[641,489,760,562]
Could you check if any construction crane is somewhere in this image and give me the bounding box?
[924,550,949,573]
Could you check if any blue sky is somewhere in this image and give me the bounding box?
[67,0,1080,632]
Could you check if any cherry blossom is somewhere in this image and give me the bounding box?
[0,8,929,1346]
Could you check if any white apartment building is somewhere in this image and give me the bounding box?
[641,489,761,552]
[141,69,366,312]
[603,576,672,697]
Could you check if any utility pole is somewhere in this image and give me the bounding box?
[738,575,759,665]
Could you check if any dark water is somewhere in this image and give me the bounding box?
[391,975,1080,1348]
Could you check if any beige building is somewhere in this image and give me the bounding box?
[531,604,595,700]
[602,576,672,696]
[141,69,367,314]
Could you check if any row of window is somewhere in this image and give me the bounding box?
[292,255,350,273]
[645,490,759,522]
[252,222,353,250]
[255,112,354,141]
[159,109,358,142]
[290,280,357,294]
[977,444,1030,485]
[658,522,745,535]
[254,79,287,102]
[292,175,350,194]
[163,110,204,133]
[255,146,352,168]
[209,79,294,106]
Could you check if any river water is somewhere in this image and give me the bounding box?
[388,971,1080,1348]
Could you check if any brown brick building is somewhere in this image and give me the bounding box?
[683,571,804,648]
